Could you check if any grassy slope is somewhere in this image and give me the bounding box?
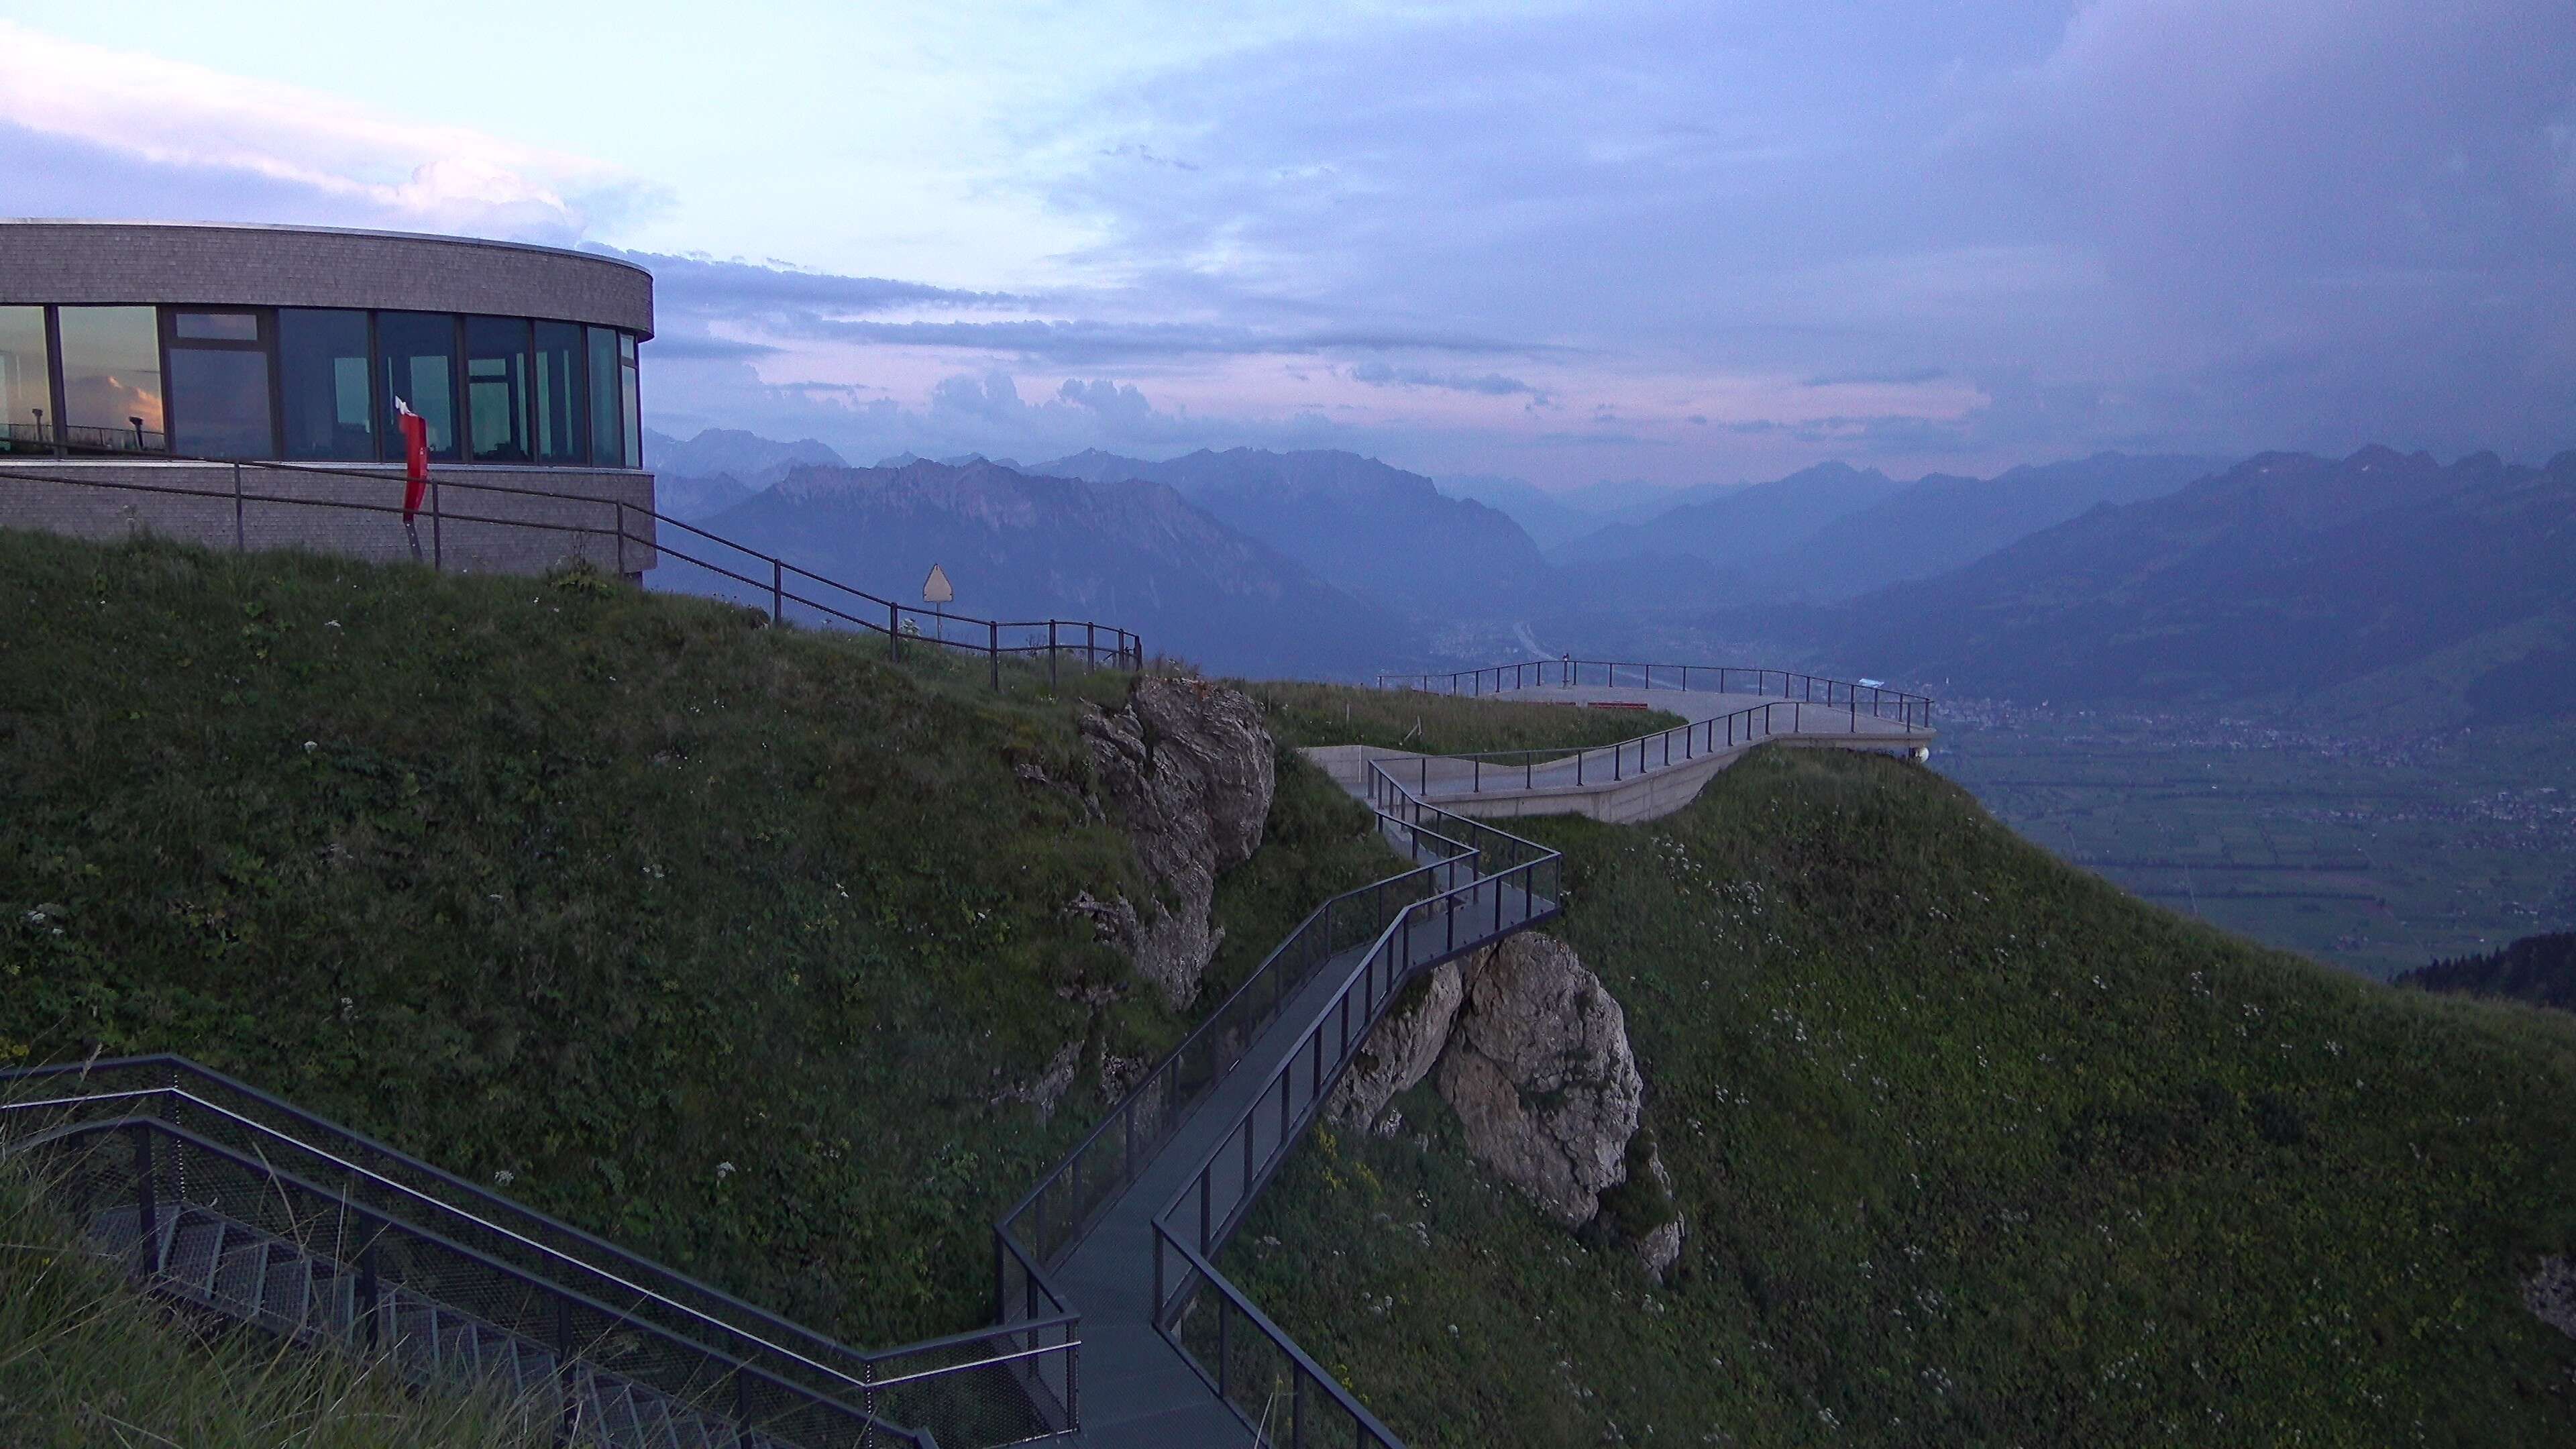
[1241,678,1686,755]
[1229,747,2576,1446]
[0,1154,552,1449]
[0,530,1407,1353]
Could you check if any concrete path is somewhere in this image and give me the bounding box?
[1306,686,1933,825]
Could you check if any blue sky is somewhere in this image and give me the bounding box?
[3,1,2571,488]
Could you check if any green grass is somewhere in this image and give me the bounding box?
[0,529,1401,1354]
[1227,747,2576,1446]
[0,1154,553,1449]
[1238,678,1685,755]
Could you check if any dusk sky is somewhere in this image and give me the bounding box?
[3,1,2571,488]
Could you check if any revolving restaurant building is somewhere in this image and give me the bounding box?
[0,220,657,578]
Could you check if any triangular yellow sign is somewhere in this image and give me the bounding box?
[923,564,954,604]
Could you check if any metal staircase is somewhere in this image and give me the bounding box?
[4,727,1574,1449]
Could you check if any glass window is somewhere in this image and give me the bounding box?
[56,305,164,454]
[464,316,532,464]
[174,313,260,342]
[0,306,49,454]
[278,309,374,461]
[586,325,623,467]
[619,331,641,470]
[377,311,458,462]
[166,311,274,459]
[532,320,586,465]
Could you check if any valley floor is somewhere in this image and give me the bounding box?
[1931,702,2576,978]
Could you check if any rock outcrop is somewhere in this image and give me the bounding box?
[1073,678,1275,1009]
[1329,928,1688,1281]
[1438,932,1645,1227]
[1325,960,1463,1132]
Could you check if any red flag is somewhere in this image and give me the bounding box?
[394,398,430,521]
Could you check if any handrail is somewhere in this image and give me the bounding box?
[1,1059,1076,1445]
[1367,691,1934,802]
[0,451,1145,683]
[1153,1224,1404,1448]
[18,1112,937,1447]
[994,810,1481,1275]
[0,1057,1005,1377]
[1377,656,1933,727]
[1137,761,1562,1446]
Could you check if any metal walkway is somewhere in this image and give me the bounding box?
[993,765,1562,1446]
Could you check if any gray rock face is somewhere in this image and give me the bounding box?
[1436,932,1645,1227]
[1076,678,1276,1008]
[1326,961,1463,1131]
[2528,1256,2576,1341]
[1629,1146,1685,1283]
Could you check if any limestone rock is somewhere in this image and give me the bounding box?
[1325,961,1464,1132]
[1075,678,1276,1008]
[1628,1145,1686,1283]
[2528,1256,2576,1341]
[1436,932,1644,1227]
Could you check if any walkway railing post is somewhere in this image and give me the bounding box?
[232,462,244,551]
[888,601,900,661]
[430,478,443,571]
[1049,621,1059,690]
[771,559,783,624]
[989,621,1000,691]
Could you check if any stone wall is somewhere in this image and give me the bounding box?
[0,461,657,580]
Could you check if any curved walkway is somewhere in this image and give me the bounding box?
[1309,659,1938,824]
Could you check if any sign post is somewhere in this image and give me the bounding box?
[923,564,954,647]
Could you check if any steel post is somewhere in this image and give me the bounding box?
[232,462,244,551]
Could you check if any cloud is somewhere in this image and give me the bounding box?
[608,249,1022,315]
[1346,360,1550,402]
[642,334,786,362]
[1804,367,1948,388]
[0,21,659,242]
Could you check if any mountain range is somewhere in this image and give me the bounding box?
[667,458,1401,678]
[1031,447,1545,617]
[638,427,2574,724]
[1797,447,2576,724]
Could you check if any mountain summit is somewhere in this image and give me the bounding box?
[1033,447,1547,617]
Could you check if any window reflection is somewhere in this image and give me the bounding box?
[376,311,458,462]
[533,321,586,464]
[56,306,164,454]
[0,306,49,453]
[1,305,641,468]
[168,311,273,458]
[465,316,532,464]
[586,325,623,467]
[619,332,641,470]
[278,309,374,461]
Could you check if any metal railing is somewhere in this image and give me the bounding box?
[1383,694,1933,800]
[1377,657,1933,731]
[1142,763,1563,1446]
[1,419,168,453]
[995,810,1483,1277]
[0,452,1144,687]
[0,1058,1075,1448]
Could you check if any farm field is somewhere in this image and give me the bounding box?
[1933,702,2576,979]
